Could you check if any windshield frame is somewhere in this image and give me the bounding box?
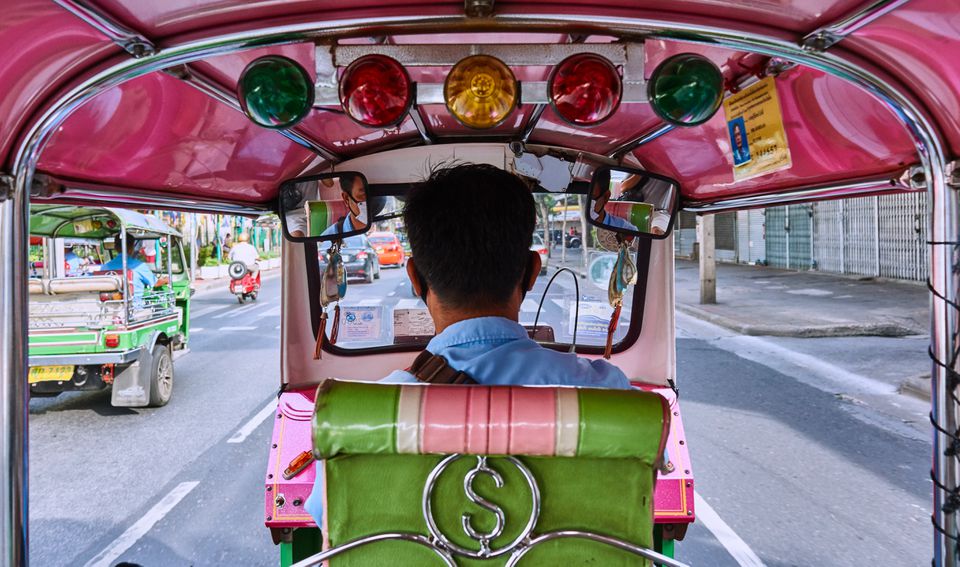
[302,238,650,357]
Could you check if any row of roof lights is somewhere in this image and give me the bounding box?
[237,51,723,132]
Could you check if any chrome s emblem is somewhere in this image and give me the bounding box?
[422,454,540,559]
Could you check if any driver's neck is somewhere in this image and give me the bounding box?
[427,295,521,335]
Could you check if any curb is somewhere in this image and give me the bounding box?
[899,373,931,402]
[676,303,920,338]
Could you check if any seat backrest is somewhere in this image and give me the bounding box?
[47,275,123,294]
[312,380,670,566]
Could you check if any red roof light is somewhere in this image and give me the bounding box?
[548,54,622,126]
[339,55,413,128]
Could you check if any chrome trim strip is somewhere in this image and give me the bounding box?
[609,123,674,158]
[289,532,457,567]
[178,67,340,163]
[52,0,156,57]
[802,0,911,51]
[28,349,140,366]
[521,104,547,143]
[6,12,952,565]
[44,187,269,216]
[408,107,434,145]
[683,173,914,213]
[504,530,690,567]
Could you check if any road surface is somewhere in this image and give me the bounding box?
[29,266,930,565]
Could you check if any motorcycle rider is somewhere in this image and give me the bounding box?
[228,232,260,276]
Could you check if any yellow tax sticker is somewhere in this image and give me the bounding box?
[723,76,792,181]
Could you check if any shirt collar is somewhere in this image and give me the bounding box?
[426,316,529,352]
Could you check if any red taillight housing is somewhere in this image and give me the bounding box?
[339,55,413,128]
[104,334,120,348]
[357,251,368,260]
[99,292,122,302]
[548,54,622,126]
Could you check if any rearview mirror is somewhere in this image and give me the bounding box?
[279,172,405,242]
[586,165,680,240]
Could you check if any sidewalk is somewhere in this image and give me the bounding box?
[676,260,927,338]
[676,259,931,400]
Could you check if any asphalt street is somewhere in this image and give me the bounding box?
[28,264,931,566]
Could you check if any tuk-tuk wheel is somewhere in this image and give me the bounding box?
[148,344,174,407]
[250,292,258,301]
[238,295,245,304]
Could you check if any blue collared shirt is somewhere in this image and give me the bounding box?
[101,255,156,296]
[382,316,631,387]
[320,216,354,237]
[305,317,630,523]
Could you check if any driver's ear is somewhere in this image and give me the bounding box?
[406,258,425,298]
[525,251,541,291]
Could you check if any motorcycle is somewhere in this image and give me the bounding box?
[228,261,260,304]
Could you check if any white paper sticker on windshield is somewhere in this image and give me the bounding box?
[394,307,435,338]
[340,306,383,341]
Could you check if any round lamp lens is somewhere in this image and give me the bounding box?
[339,55,413,128]
[648,53,724,127]
[237,55,314,129]
[548,54,622,126]
[444,55,518,129]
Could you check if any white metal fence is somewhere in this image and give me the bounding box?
[679,191,927,281]
[812,192,926,281]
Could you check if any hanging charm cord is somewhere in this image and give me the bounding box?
[313,310,328,360]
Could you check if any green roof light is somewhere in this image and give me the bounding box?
[238,55,314,129]
[648,53,724,127]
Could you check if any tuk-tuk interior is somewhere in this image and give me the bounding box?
[3,1,960,565]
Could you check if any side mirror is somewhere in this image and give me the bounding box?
[586,165,680,240]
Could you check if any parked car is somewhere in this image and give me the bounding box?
[531,233,549,275]
[367,231,406,267]
[318,235,381,283]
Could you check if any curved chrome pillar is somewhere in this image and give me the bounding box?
[0,188,28,566]
[6,10,954,566]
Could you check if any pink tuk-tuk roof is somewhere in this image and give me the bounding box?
[3,0,959,209]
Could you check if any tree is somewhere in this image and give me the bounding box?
[534,193,556,258]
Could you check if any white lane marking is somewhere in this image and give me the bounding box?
[83,481,200,567]
[356,298,381,306]
[191,304,229,318]
[395,298,425,309]
[212,302,265,319]
[694,492,767,567]
[220,326,258,331]
[255,306,281,318]
[228,400,278,443]
[191,328,204,333]
[786,288,833,297]
[520,299,539,313]
[388,291,396,296]
[275,325,281,330]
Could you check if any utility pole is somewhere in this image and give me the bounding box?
[698,214,716,304]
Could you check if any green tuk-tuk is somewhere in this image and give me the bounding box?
[27,205,191,407]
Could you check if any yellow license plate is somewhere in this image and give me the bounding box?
[28,365,74,384]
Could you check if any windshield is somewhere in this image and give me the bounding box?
[310,192,641,352]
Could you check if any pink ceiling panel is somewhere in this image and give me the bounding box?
[0,1,116,166]
[37,72,316,203]
[635,67,918,201]
[844,0,960,156]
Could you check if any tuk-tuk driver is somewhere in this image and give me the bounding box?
[320,173,368,236]
[385,163,631,387]
[101,233,156,297]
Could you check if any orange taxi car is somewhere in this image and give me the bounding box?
[367,232,406,267]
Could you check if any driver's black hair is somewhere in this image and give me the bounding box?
[339,172,361,197]
[404,163,536,308]
[114,233,137,254]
